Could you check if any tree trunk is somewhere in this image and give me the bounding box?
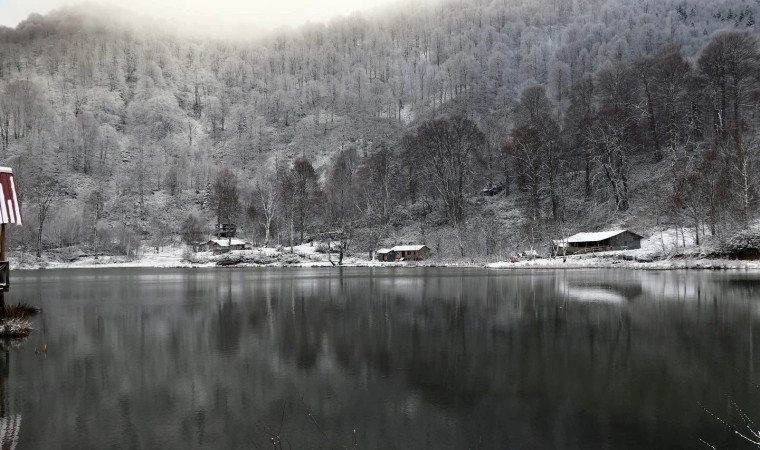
[36,225,43,258]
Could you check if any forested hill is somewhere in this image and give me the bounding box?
[0,0,758,259]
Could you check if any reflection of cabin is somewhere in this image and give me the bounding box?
[198,239,247,254]
[376,248,395,262]
[554,230,643,255]
[215,223,237,238]
[378,245,431,261]
[558,279,643,303]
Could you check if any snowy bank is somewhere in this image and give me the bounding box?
[7,229,760,271]
[8,244,446,270]
[487,255,760,271]
[489,229,760,270]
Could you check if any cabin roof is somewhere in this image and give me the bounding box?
[565,229,641,244]
[0,169,22,225]
[391,245,428,252]
[377,248,394,254]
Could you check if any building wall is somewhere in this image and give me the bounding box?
[565,232,641,254]
[209,244,246,254]
[396,248,431,260]
[377,253,395,262]
[610,233,641,250]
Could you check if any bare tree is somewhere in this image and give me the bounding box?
[29,175,59,258]
[404,116,484,256]
[325,148,358,265]
[355,147,396,259]
[257,174,278,246]
[181,213,206,246]
[587,107,634,212]
[698,31,760,147]
[212,168,240,237]
[698,31,760,227]
[508,85,561,222]
[506,127,543,222]
[290,158,319,244]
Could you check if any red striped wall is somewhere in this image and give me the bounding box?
[0,169,21,225]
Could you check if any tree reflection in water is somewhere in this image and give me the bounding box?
[4,268,760,449]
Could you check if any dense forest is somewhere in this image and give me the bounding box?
[0,0,759,261]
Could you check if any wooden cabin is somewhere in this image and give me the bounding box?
[198,238,247,254]
[390,244,431,261]
[376,248,395,262]
[555,230,643,255]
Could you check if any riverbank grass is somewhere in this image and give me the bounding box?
[0,303,38,338]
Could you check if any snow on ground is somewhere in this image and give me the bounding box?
[487,256,760,270]
[636,228,700,256]
[488,228,758,270]
[6,228,760,271]
[11,246,210,270]
[9,243,407,270]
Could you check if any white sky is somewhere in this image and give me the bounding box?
[0,0,402,32]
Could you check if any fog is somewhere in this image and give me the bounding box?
[0,0,404,33]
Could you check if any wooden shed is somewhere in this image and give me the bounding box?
[376,248,395,262]
[556,230,643,255]
[198,238,247,254]
[391,245,431,261]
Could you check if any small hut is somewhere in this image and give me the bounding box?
[390,244,431,261]
[376,248,395,262]
[555,230,642,255]
[198,238,247,254]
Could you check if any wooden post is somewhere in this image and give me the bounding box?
[1,223,6,261]
[0,223,5,311]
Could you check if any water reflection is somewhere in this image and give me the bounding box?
[3,268,760,449]
[0,341,22,449]
[558,276,643,303]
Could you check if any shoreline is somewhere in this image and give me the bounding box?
[7,252,760,272]
[6,237,760,271]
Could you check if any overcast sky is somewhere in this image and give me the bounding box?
[0,0,402,32]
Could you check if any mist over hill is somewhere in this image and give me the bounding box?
[0,0,758,261]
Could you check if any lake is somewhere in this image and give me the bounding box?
[2,267,760,449]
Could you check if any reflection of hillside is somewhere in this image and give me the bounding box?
[715,278,760,297]
[6,268,760,449]
[263,269,760,448]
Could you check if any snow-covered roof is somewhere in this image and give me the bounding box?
[565,230,639,244]
[208,239,246,247]
[391,245,429,252]
[377,248,394,254]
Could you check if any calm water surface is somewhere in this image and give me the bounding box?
[2,267,760,449]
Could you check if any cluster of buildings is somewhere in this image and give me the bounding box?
[374,230,642,262]
[192,222,643,261]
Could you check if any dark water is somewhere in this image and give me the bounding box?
[2,268,760,449]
